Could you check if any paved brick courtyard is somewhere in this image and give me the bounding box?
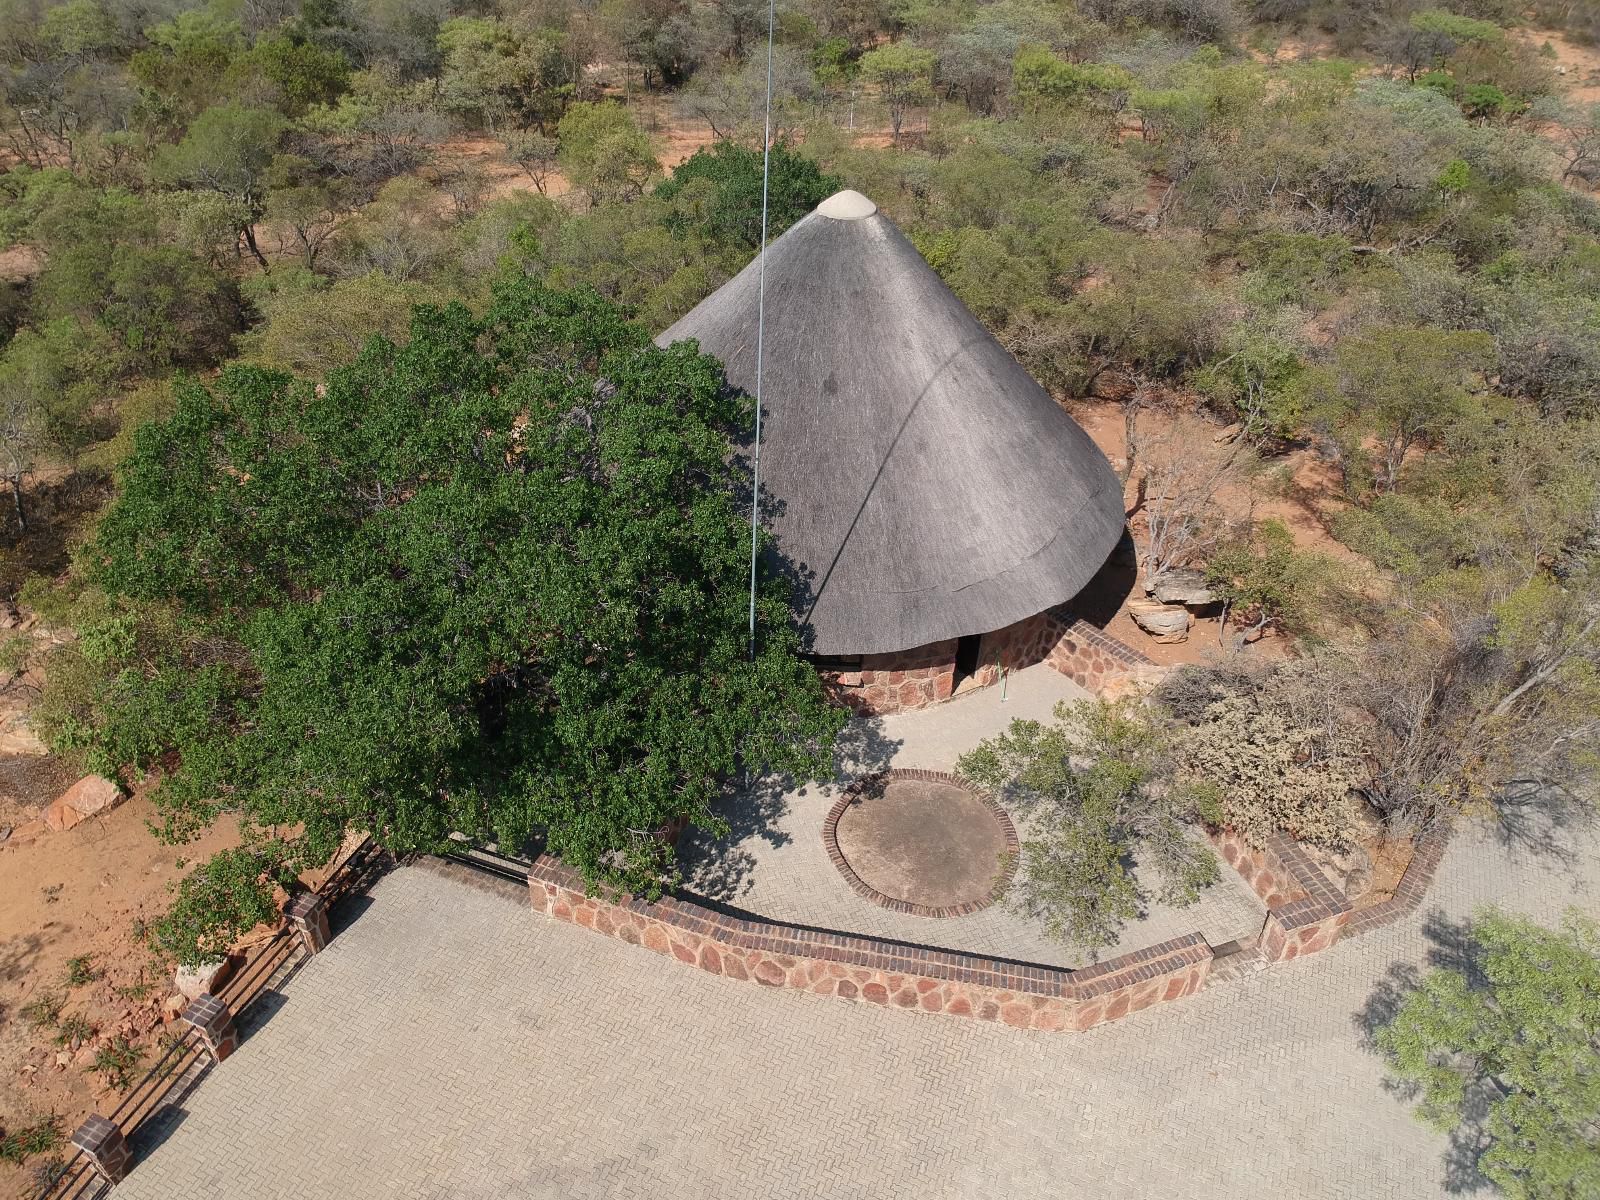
[118,805,1598,1200]
[678,662,1268,968]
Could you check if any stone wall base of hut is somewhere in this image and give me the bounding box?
[821,608,1153,716]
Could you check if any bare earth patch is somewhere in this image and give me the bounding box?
[1066,396,1361,666]
[0,794,241,1195]
[830,777,1011,913]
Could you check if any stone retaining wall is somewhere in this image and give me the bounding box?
[1213,829,1356,963]
[1212,828,1310,909]
[1044,608,1154,693]
[528,856,1212,1033]
[528,817,1457,1034]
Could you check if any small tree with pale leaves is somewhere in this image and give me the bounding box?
[958,698,1219,952]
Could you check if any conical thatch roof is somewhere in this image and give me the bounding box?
[657,190,1125,658]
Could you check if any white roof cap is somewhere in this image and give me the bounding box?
[815,189,878,221]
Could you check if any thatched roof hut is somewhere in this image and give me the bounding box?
[657,189,1125,663]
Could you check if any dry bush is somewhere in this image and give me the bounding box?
[1159,661,1369,849]
[1131,413,1255,579]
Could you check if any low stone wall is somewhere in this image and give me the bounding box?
[1045,608,1155,693]
[1340,824,1453,940]
[1213,829,1352,963]
[822,608,1154,716]
[1212,828,1310,908]
[528,819,1458,1034]
[528,856,1212,1033]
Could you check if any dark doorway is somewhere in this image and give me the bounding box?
[953,634,983,688]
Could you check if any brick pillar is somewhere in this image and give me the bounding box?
[182,993,238,1062]
[71,1114,130,1184]
[287,891,331,955]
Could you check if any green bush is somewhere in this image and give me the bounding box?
[0,1116,62,1165]
[148,846,288,968]
[958,698,1219,950]
[91,1037,146,1090]
[1376,908,1600,1200]
[655,141,841,250]
[1204,519,1343,639]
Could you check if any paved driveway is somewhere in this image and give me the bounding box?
[119,809,1598,1200]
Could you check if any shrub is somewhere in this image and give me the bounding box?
[1375,908,1600,1200]
[21,993,64,1028]
[1160,663,1369,848]
[147,846,288,968]
[91,1037,146,1090]
[958,698,1219,950]
[655,140,841,250]
[53,1014,95,1048]
[1204,519,1344,641]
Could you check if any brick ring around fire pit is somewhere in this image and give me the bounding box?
[822,769,1020,918]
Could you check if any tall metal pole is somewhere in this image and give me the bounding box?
[747,0,775,660]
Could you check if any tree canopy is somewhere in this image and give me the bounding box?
[80,281,843,892]
[654,140,842,249]
[1376,907,1600,1200]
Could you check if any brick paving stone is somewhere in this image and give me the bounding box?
[116,806,1598,1200]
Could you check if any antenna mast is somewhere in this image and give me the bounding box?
[746,0,776,659]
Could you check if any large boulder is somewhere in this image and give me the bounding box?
[1128,601,1190,643]
[1148,569,1217,607]
[175,958,232,1001]
[43,775,124,831]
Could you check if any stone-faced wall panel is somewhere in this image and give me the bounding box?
[528,856,1211,1034]
[821,610,1154,716]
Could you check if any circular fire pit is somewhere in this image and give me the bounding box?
[823,769,1018,918]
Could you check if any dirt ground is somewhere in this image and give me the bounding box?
[1356,832,1416,908]
[0,792,242,1196]
[1067,394,1356,667]
[433,135,575,204]
[1517,26,1600,105]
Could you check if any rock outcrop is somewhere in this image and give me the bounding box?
[43,775,124,831]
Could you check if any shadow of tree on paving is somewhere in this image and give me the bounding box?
[677,716,903,902]
[1351,909,1498,1196]
[1490,780,1595,881]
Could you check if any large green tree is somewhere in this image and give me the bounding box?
[556,101,660,206]
[655,140,841,250]
[1376,907,1600,1200]
[957,698,1218,950]
[153,105,287,269]
[82,281,843,892]
[859,43,935,144]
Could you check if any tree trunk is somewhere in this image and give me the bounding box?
[241,223,270,271]
[1119,387,1145,486]
[8,474,24,533]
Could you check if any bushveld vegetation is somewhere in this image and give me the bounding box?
[1,1,1598,1170]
